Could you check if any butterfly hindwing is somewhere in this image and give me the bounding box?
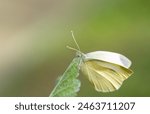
[80,60,133,92]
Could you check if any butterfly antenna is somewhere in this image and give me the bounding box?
[66,45,80,53]
[71,30,81,51]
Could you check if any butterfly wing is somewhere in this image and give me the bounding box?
[80,60,133,92]
[85,51,132,69]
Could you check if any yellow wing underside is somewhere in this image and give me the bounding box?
[81,60,133,92]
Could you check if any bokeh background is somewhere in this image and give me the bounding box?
[0,0,150,96]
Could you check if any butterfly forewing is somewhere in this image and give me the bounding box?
[85,51,132,69]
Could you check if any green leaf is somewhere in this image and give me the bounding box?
[49,57,81,97]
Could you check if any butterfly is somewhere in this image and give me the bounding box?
[67,31,133,92]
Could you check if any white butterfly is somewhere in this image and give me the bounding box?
[67,31,133,92]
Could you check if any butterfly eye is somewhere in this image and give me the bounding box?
[76,52,81,57]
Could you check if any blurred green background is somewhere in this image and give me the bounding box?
[0,0,150,96]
